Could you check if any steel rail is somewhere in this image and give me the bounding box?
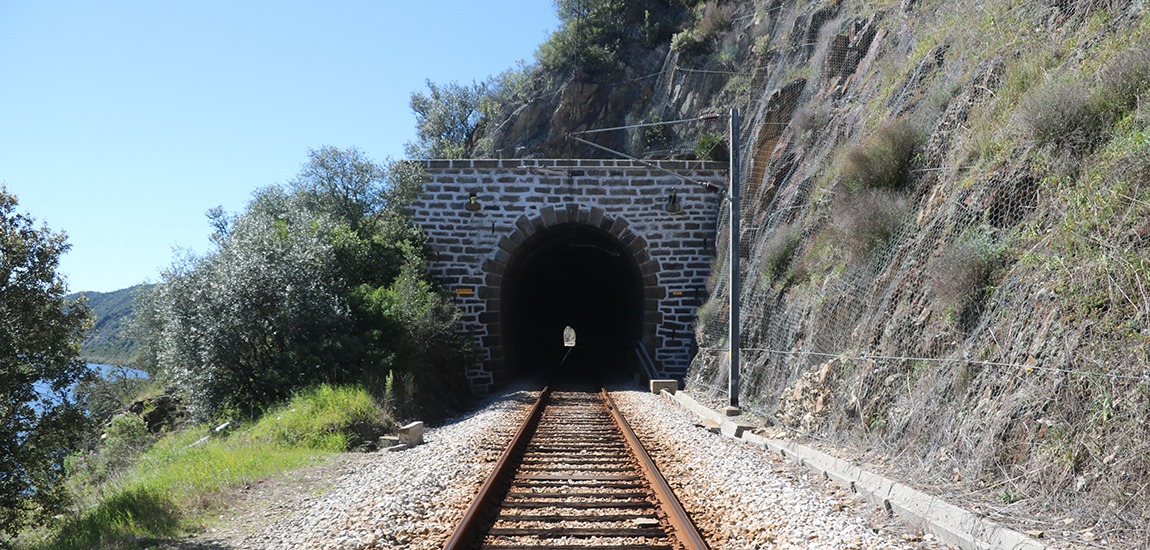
[601,389,711,550]
[441,385,552,550]
[442,386,709,550]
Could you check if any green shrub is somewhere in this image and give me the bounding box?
[929,228,1002,329]
[406,80,487,160]
[644,115,673,148]
[641,9,666,46]
[537,0,628,74]
[841,119,921,192]
[752,35,772,56]
[64,412,152,492]
[670,27,708,52]
[103,413,150,462]
[695,132,728,161]
[73,368,155,436]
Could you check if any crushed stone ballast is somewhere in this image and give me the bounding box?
[656,386,1050,550]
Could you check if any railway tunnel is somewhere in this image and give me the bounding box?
[415,159,727,391]
[501,223,645,382]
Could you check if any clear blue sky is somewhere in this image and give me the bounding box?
[1,1,558,293]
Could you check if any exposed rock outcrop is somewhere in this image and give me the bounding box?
[467,0,1150,540]
[126,392,187,433]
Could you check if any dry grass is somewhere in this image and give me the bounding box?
[671,0,732,53]
[1018,75,1106,158]
[1096,47,1150,114]
[1019,47,1150,166]
[698,0,732,39]
[832,188,907,266]
[762,224,801,280]
[928,230,1001,330]
[841,119,922,192]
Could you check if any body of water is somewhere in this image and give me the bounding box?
[30,363,148,410]
[89,363,148,379]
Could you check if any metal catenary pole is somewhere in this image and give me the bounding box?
[728,108,741,413]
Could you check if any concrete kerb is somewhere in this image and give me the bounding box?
[658,390,1050,550]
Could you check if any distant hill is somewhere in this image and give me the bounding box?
[67,284,151,367]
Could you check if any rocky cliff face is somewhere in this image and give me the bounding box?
[478,0,1150,541]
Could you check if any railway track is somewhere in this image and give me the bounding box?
[443,385,710,550]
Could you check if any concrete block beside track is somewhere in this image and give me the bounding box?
[399,421,424,447]
[650,379,678,395]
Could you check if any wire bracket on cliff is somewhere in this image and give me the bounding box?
[565,113,730,199]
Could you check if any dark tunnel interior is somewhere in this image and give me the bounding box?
[502,223,645,382]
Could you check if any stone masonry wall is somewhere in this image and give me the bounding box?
[415,159,727,392]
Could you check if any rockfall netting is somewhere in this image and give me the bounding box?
[502,0,1150,537]
[573,0,1150,539]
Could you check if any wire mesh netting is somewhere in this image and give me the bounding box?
[543,47,1149,420]
[565,67,741,163]
[493,0,1150,539]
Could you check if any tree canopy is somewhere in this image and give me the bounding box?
[405,80,487,159]
[287,145,419,235]
[0,187,94,536]
[136,149,470,419]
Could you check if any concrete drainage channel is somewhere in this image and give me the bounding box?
[652,383,1049,550]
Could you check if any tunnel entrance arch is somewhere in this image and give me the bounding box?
[414,159,727,392]
[479,204,666,385]
[501,222,646,380]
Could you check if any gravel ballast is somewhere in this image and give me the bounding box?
[609,388,949,550]
[201,384,955,549]
[240,386,539,550]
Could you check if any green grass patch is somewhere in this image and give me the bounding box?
[135,430,325,508]
[34,385,388,550]
[51,486,181,550]
[45,432,324,550]
[248,384,389,452]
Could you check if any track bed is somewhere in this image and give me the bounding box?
[443,386,709,550]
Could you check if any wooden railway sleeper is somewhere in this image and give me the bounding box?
[441,386,710,550]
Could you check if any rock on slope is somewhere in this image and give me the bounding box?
[473,0,1150,544]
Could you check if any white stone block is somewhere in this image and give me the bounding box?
[398,421,424,447]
